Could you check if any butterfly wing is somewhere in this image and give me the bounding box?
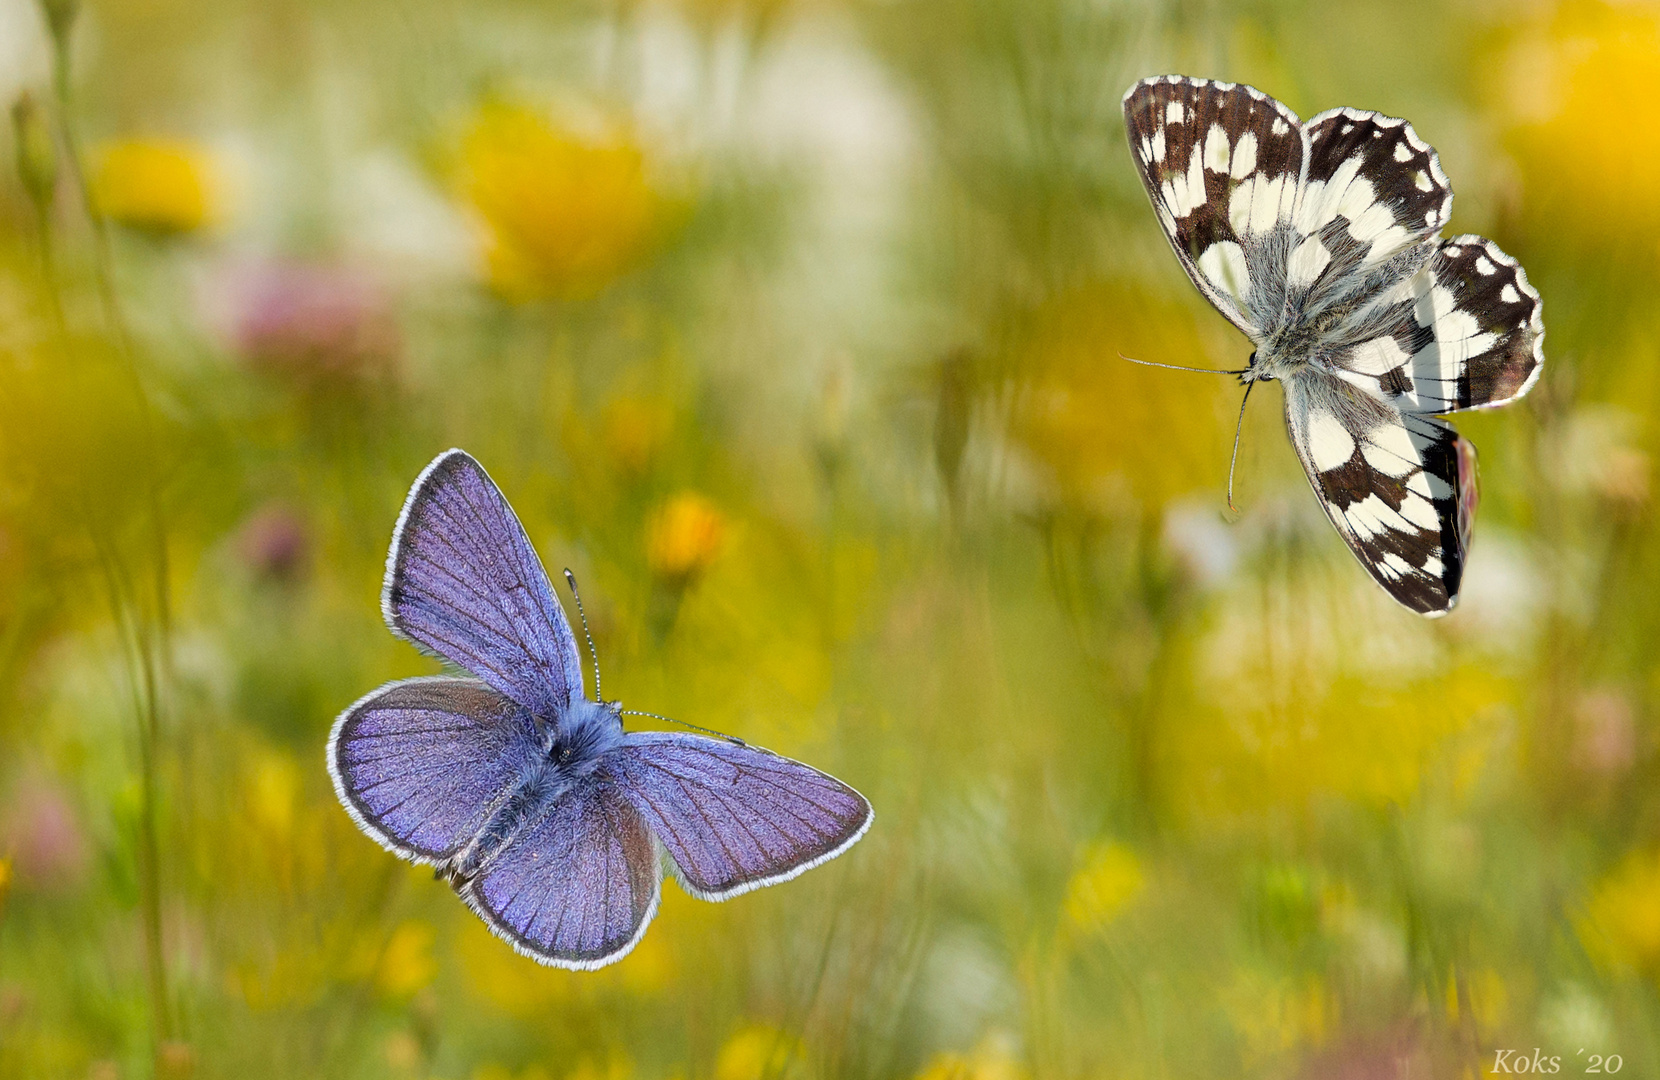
[610,732,872,901]
[1283,369,1476,615]
[384,449,585,718]
[1123,76,1309,337]
[328,676,542,863]
[458,779,660,969]
[1330,235,1544,414]
[1288,107,1454,309]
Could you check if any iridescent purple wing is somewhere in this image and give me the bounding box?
[611,732,873,900]
[384,449,585,718]
[327,676,541,863]
[459,780,660,969]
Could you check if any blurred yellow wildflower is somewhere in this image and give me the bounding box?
[1508,6,1660,237]
[246,749,300,839]
[0,854,10,906]
[231,943,332,1009]
[91,137,218,234]
[459,902,673,1017]
[1223,970,1328,1063]
[567,1055,632,1080]
[913,1037,1028,1080]
[460,915,579,1015]
[1009,279,1226,512]
[603,396,674,475]
[1061,841,1144,936]
[1445,966,1508,1030]
[376,919,437,998]
[1176,655,1509,817]
[714,1025,807,1080]
[646,492,727,583]
[460,103,670,300]
[1578,849,1660,977]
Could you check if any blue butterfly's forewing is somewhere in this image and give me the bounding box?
[458,778,660,970]
[383,449,585,719]
[611,732,873,901]
[327,676,542,863]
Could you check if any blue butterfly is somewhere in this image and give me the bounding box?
[328,449,873,969]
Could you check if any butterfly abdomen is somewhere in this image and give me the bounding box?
[442,765,567,885]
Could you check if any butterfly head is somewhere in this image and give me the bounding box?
[547,696,624,775]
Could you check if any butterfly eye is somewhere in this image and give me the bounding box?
[1248,350,1258,367]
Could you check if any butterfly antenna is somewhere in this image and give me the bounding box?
[1119,352,1250,376]
[621,708,747,747]
[1226,381,1255,514]
[562,569,602,701]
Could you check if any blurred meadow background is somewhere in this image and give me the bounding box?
[1,0,1659,1076]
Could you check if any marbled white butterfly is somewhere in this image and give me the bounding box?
[1123,76,1543,616]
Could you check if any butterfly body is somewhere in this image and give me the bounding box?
[330,449,872,968]
[1123,76,1543,616]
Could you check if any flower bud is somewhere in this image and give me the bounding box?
[37,0,79,49]
[10,93,56,209]
[645,492,726,584]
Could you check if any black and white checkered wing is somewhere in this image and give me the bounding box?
[1123,76,1307,337]
[1283,369,1477,616]
[1124,75,1542,617]
[1289,108,1453,307]
[1332,235,1544,414]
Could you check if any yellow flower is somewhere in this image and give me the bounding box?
[566,1055,632,1080]
[715,1026,807,1080]
[1578,849,1660,977]
[646,492,727,583]
[913,1037,1028,1080]
[1061,841,1145,936]
[1223,971,1328,1063]
[91,137,218,234]
[1174,646,1511,816]
[1445,966,1508,1030]
[1509,6,1660,236]
[0,854,10,904]
[246,749,300,839]
[458,895,673,1017]
[602,397,673,475]
[376,919,437,998]
[1008,279,1228,512]
[460,103,669,300]
[230,943,331,1009]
